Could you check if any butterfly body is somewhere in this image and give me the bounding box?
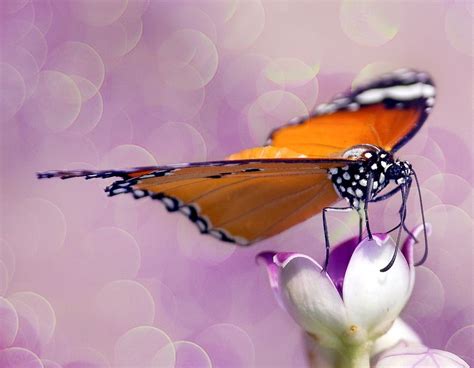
[328,144,412,209]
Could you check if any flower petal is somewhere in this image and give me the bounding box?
[371,318,422,357]
[326,236,359,296]
[375,344,469,367]
[256,251,292,308]
[277,254,349,347]
[343,236,411,338]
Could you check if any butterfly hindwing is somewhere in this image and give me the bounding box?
[268,69,435,156]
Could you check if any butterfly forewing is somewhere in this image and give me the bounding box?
[268,69,435,156]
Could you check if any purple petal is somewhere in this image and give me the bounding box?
[273,252,299,265]
[372,232,391,244]
[256,251,287,308]
[256,252,279,288]
[326,236,359,296]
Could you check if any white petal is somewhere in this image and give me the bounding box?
[279,255,348,345]
[343,236,411,339]
[375,344,469,368]
[371,318,422,357]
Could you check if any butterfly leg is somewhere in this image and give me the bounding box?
[371,184,409,235]
[364,172,374,239]
[369,180,417,243]
[322,206,353,271]
[358,210,363,242]
[412,170,429,266]
[370,185,403,203]
[380,182,411,272]
[399,180,417,242]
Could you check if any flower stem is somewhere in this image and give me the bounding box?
[335,344,371,368]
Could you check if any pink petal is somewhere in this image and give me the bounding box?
[327,233,390,298]
[326,236,359,297]
[256,251,288,308]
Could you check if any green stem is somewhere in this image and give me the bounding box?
[335,344,371,368]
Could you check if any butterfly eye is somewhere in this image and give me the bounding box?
[386,163,403,180]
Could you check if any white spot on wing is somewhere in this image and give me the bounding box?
[180,206,191,216]
[113,188,128,194]
[162,197,175,209]
[347,103,359,111]
[133,190,146,197]
[355,82,435,104]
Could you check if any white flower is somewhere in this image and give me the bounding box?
[371,318,422,357]
[258,225,430,368]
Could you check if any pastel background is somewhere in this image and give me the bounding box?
[0,1,472,367]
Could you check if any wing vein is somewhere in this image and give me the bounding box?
[215,176,327,228]
[186,177,256,203]
[253,180,332,239]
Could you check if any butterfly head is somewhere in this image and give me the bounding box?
[386,160,413,185]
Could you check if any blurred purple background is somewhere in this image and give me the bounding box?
[0,1,472,367]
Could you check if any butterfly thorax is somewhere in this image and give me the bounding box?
[328,145,412,209]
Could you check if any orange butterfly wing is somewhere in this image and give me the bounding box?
[268,69,435,157]
[137,174,334,244]
[103,159,353,245]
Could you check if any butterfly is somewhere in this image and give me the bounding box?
[38,69,435,271]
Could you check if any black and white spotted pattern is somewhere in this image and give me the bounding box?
[328,146,412,209]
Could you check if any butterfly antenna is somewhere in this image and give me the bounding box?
[380,183,408,272]
[413,170,429,266]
